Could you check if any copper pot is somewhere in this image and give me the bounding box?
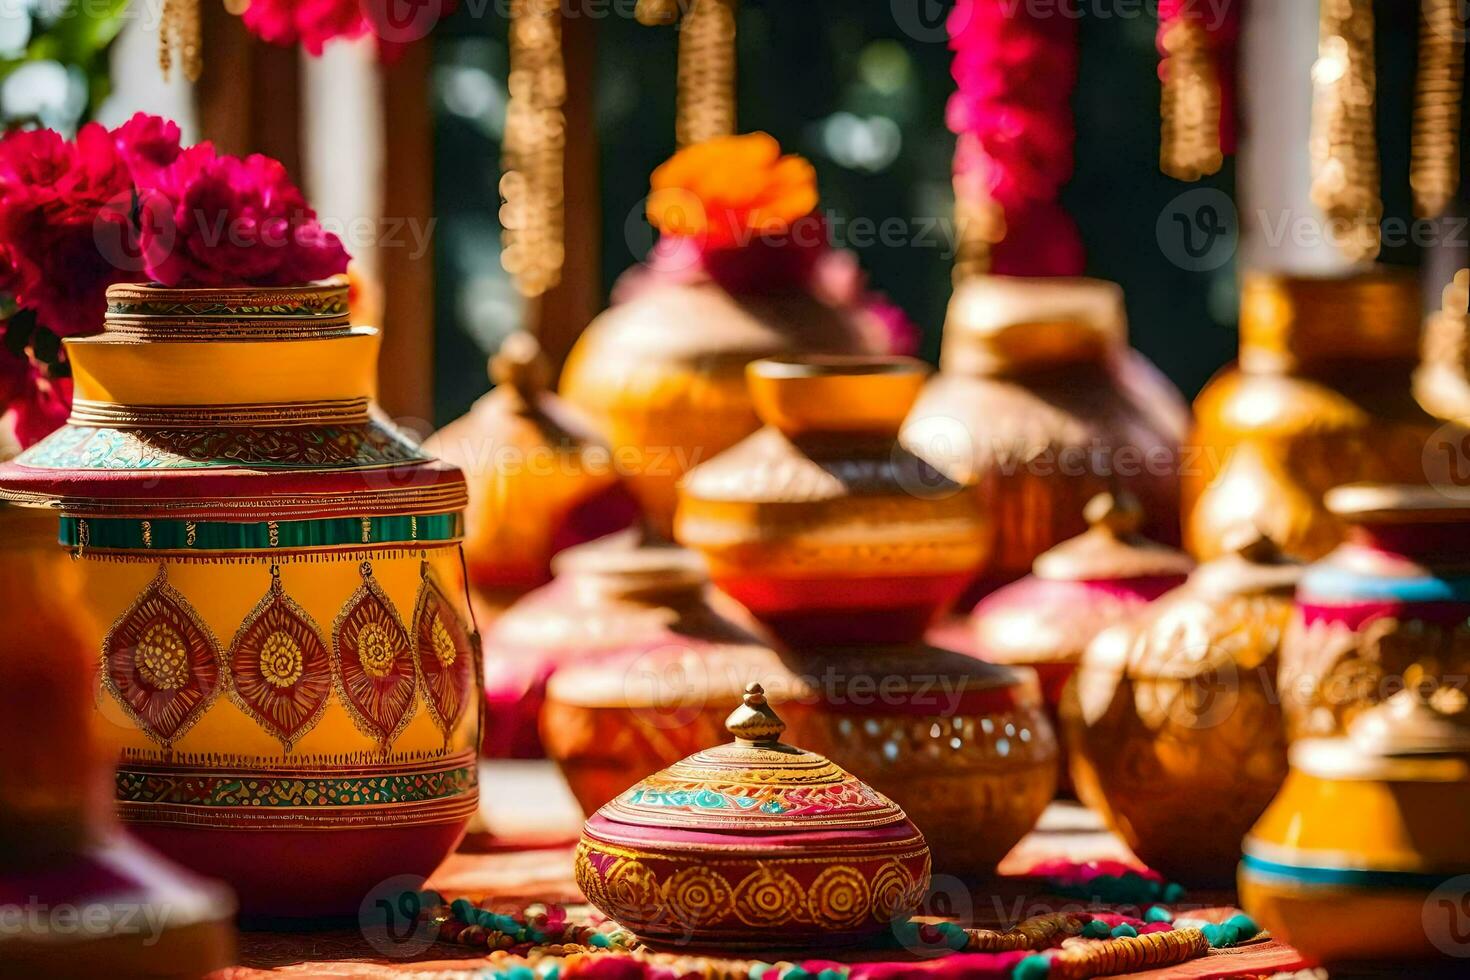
[428,333,640,615]
[1064,533,1298,885]
[903,276,1185,603]
[1186,269,1446,561]
[560,282,872,537]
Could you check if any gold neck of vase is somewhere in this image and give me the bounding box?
[1237,269,1422,373]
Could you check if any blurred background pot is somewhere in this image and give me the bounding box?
[971,491,1193,736]
[484,535,773,762]
[560,283,872,537]
[0,502,235,975]
[1065,533,1298,885]
[428,332,640,617]
[1282,484,1470,741]
[1241,685,1470,964]
[1186,269,1444,562]
[0,283,480,918]
[677,355,990,647]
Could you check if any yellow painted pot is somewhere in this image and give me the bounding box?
[1241,687,1470,965]
[559,282,871,537]
[0,283,479,919]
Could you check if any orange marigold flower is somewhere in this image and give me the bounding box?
[646,132,819,249]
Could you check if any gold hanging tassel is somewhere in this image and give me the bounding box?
[951,160,1004,285]
[501,0,567,298]
[159,0,203,82]
[1310,0,1381,262]
[1412,0,1464,218]
[651,0,738,147]
[1159,16,1223,181]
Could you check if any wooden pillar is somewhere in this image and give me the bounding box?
[195,3,302,177]
[376,41,436,424]
[534,4,602,376]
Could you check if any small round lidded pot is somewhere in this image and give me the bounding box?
[676,355,991,647]
[575,684,931,949]
[972,491,1194,715]
[1240,684,1470,964]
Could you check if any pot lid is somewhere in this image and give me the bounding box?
[1186,528,1302,597]
[1033,492,1194,582]
[594,683,912,832]
[1292,682,1470,780]
[0,282,465,525]
[941,276,1126,376]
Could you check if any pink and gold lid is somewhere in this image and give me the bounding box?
[595,684,909,834]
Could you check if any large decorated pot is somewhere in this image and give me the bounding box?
[575,684,930,949]
[902,275,1186,603]
[1282,484,1470,741]
[677,355,991,647]
[0,283,480,918]
[0,502,235,973]
[561,284,870,537]
[1065,533,1298,885]
[1186,269,1445,561]
[1240,685,1470,964]
[427,332,639,615]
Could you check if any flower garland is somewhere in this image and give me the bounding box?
[0,114,348,447]
[621,132,918,356]
[946,0,1082,279]
[238,0,455,62]
[398,892,1263,980]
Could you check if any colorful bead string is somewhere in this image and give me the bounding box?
[1028,859,1188,906]
[400,893,1261,980]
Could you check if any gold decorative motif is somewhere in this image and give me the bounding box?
[332,562,417,752]
[731,867,804,927]
[141,521,153,549]
[806,865,870,930]
[361,518,372,544]
[102,565,224,748]
[227,566,333,752]
[185,521,197,547]
[68,398,372,429]
[412,563,476,740]
[662,866,734,927]
[603,858,662,924]
[1310,0,1381,261]
[267,521,280,548]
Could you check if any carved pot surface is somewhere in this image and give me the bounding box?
[0,283,480,918]
[901,275,1185,603]
[560,282,872,537]
[1283,483,1470,742]
[677,355,991,647]
[575,687,930,949]
[484,536,775,763]
[1186,269,1448,562]
[1065,535,1298,885]
[427,333,640,603]
[1240,688,1470,964]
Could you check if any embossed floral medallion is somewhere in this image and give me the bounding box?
[228,565,332,752]
[333,562,417,751]
[102,565,223,748]
[412,562,475,741]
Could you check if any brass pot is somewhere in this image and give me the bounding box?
[428,333,640,615]
[902,276,1185,602]
[1186,269,1445,561]
[1064,533,1298,885]
[676,355,991,647]
[560,282,872,537]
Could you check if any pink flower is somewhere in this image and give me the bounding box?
[0,124,138,338]
[0,349,72,448]
[113,112,184,181]
[240,0,452,62]
[136,143,348,287]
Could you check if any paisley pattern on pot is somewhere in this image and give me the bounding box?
[102,565,224,748]
[227,565,332,752]
[412,562,476,740]
[333,562,418,750]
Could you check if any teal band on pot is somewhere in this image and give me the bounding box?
[61,512,462,552]
[1240,853,1464,891]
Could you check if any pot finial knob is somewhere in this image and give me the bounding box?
[490,331,552,397]
[1084,490,1143,537]
[726,683,786,745]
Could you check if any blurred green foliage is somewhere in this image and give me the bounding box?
[0,0,130,133]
